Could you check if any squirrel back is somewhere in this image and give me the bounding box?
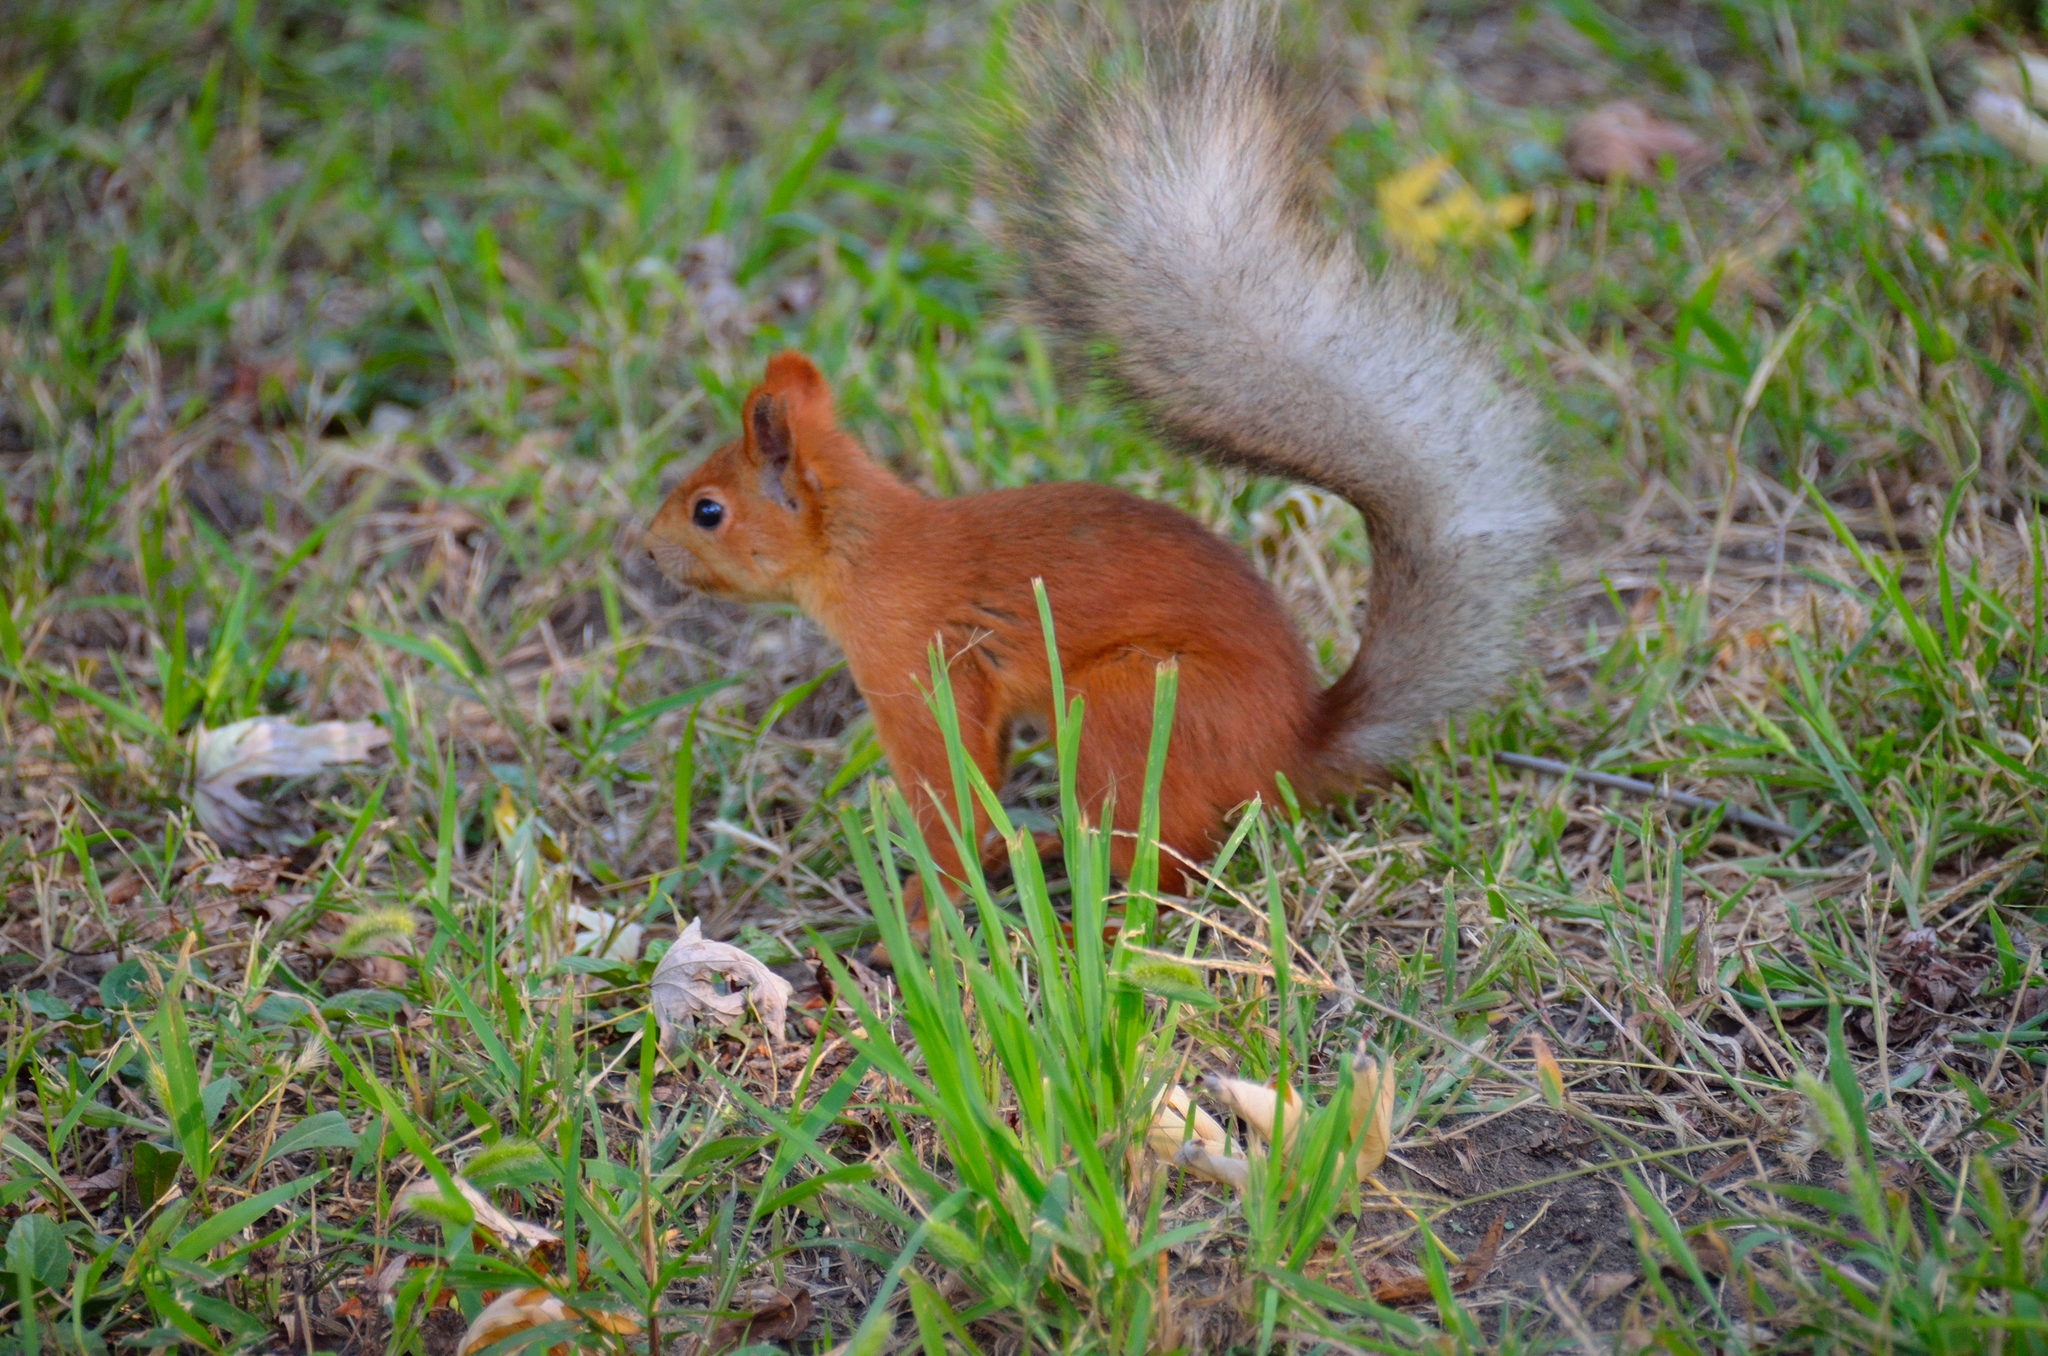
[1001,0,1558,782]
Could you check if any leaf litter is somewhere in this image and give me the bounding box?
[1561,100,1710,181]
[6,2,2048,1351]
[650,917,795,1045]
[191,716,388,851]
[392,1175,563,1257]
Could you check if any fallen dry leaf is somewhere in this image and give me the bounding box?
[393,1175,561,1256]
[1151,1083,1254,1187]
[1363,1212,1505,1304]
[1563,101,1709,181]
[837,951,885,1009]
[192,716,388,851]
[773,957,833,1012]
[1186,1052,1395,1189]
[708,1286,814,1350]
[1969,88,2048,165]
[69,1163,127,1201]
[1376,156,1531,262]
[457,1287,639,1356]
[1978,52,2048,111]
[1883,198,1951,265]
[202,855,289,894]
[1365,1258,1434,1305]
[1583,1270,1638,1305]
[567,904,643,961]
[1452,1212,1506,1288]
[368,1255,416,1308]
[1530,1033,1567,1110]
[1872,926,1992,1041]
[1688,1226,1733,1277]
[650,918,794,1045]
[26,1162,126,1212]
[492,785,571,866]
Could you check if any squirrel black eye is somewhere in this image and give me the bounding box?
[691,499,725,529]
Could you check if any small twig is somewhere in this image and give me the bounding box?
[1493,752,1800,840]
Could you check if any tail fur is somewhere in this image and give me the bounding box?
[1003,1,1559,777]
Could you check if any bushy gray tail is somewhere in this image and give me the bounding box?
[1002,0,1559,776]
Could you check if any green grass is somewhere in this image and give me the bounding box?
[3,0,2047,1351]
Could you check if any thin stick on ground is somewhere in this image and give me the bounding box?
[1366,1173,1462,1266]
[1492,753,1799,839]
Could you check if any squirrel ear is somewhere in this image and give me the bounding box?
[747,391,800,511]
[747,352,835,510]
[761,351,832,413]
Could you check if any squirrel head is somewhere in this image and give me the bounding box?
[645,352,849,605]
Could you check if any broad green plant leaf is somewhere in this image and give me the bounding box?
[261,1111,359,1166]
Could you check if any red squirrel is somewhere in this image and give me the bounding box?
[644,2,1558,936]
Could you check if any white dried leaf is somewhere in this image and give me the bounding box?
[1970,88,2048,166]
[1978,53,2048,112]
[1563,100,1709,181]
[392,1174,559,1255]
[1583,1271,1638,1305]
[567,904,643,961]
[650,918,794,1044]
[192,717,388,851]
[369,1255,412,1308]
[201,854,288,894]
[458,1286,638,1356]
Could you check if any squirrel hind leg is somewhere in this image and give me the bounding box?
[1061,656,1264,899]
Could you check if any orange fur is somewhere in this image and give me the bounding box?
[644,8,1559,945]
[646,353,1343,925]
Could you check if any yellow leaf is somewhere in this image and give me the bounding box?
[492,785,521,848]
[1531,1033,1567,1109]
[1376,156,1531,262]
